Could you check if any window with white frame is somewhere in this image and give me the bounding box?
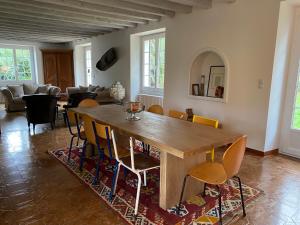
[0,45,35,82]
[85,46,92,85]
[141,33,165,96]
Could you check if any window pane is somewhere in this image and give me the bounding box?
[16,49,32,81]
[159,37,165,52]
[144,53,149,64]
[157,63,165,89]
[144,64,149,76]
[144,40,149,52]
[150,64,156,87]
[0,48,15,81]
[292,108,300,129]
[144,75,150,87]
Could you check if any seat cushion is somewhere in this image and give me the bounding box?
[121,153,159,170]
[35,84,51,94]
[188,162,227,185]
[7,85,24,97]
[13,97,25,104]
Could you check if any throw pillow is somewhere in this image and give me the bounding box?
[94,87,105,93]
[79,85,88,92]
[88,84,100,92]
[35,84,51,94]
[7,85,24,97]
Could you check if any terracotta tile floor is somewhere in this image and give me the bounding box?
[1,110,300,225]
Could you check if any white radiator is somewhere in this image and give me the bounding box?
[136,94,164,110]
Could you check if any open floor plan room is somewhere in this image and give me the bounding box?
[1,0,300,225]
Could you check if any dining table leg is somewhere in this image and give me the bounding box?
[159,151,206,210]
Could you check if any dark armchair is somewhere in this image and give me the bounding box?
[63,92,97,109]
[22,95,59,131]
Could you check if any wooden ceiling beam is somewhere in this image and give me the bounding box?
[79,0,175,16]
[167,0,212,8]
[31,0,163,21]
[0,5,129,29]
[0,25,98,38]
[0,18,105,36]
[0,12,116,32]
[122,0,193,13]
[0,35,72,43]
[0,16,111,33]
[8,0,148,24]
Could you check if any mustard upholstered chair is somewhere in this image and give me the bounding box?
[177,136,247,225]
[148,104,164,115]
[78,98,98,107]
[193,115,219,162]
[168,110,187,120]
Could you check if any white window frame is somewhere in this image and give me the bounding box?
[84,45,92,86]
[0,44,36,83]
[140,32,165,96]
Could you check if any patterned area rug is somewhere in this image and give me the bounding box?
[49,147,263,225]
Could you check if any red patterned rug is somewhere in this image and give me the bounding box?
[49,147,263,225]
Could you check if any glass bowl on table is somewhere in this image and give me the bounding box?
[124,102,144,121]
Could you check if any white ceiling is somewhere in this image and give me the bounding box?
[0,0,235,43]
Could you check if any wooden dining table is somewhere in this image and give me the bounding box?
[72,104,242,210]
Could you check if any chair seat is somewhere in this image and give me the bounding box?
[188,162,227,185]
[121,153,159,170]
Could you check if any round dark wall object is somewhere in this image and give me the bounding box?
[96,48,118,71]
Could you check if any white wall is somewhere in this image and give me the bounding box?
[265,2,295,151]
[91,0,281,151]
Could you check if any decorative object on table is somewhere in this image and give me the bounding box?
[199,75,205,96]
[124,101,144,121]
[207,65,225,98]
[192,84,200,96]
[50,146,263,225]
[110,81,125,102]
[96,48,118,71]
[186,108,194,122]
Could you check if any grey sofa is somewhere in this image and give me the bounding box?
[0,84,61,112]
[66,85,116,104]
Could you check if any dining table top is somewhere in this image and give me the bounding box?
[71,104,242,159]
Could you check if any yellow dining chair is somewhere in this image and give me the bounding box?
[168,110,188,120]
[148,104,164,115]
[193,115,219,162]
[177,136,247,225]
[91,119,131,184]
[78,98,98,107]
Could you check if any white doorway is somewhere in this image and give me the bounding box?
[281,9,300,158]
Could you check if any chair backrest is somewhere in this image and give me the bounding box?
[222,135,247,178]
[22,95,58,124]
[81,114,96,145]
[168,110,187,120]
[78,99,98,107]
[148,104,164,115]
[68,92,97,107]
[192,115,219,128]
[111,129,135,170]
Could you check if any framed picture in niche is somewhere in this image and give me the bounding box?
[192,84,200,96]
[207,66,225,98]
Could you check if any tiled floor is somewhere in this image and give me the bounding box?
[1,110,300,225]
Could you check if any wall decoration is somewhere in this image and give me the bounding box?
[207,66,225,98]
[192,84,200,96]
[96,48,118,71]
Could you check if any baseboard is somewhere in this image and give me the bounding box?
[246,148,279,157]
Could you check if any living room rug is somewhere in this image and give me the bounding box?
[49,147,263,225]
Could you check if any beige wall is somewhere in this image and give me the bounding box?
[91,0,281,151]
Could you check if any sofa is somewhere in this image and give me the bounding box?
[66,85,116,104]
[0,84,61,112]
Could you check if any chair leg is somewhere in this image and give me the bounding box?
[68,135,75,161]
[235,176,246,217]
[79,140,87,171]
[216,185,222,225]
[176,175,189,215]
[203,183,207,196]
[134,173,142,215]
[111,163,121,197]
[143,170,147,186]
